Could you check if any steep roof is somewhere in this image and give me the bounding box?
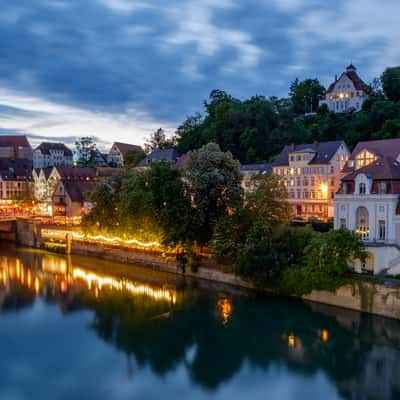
[137,148,178,167]
[35,142,73,156]
[62,180,96,203]
[0,159,32,180]
[349,138,400,161]
[240,163,271,172]
[0,135,31,149]
[273,141,345,166]
[54,166,97,179]
[113,142,142,157]
[342,157,400,181]
[326,65,366,94]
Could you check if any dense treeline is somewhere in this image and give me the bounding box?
[83,143,365,294]
[174,66,400,163]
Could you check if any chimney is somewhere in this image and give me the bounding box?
[334,74,338,82]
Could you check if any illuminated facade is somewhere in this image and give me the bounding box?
[334,139,400,275]
[319,64,367,113]
[273,141,349,220]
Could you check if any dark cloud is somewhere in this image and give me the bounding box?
[0,0,399,142]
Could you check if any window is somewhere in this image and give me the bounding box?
[378,220,386,241]
[297,177,301,186]
[379,182,387,194]
[296,155,301,161]
[356,150,376,169]
[303,177,308,186]
[330,166,335,173]
[359,182,366,195]
[311,177,315,186]
[340,218,346,229]
[356,207,369,240]
[296,189,301,199]
[290,155,294,161]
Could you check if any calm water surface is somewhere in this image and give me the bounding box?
[1,244,400,400]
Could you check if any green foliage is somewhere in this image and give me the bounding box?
[123,147,146,168]
[245,174,290,225]
[289,78,325,115]
[75,136,98,167]
[185,143,242,246]
[144,128,176,153]
[381,66,400,102]
[304,229,366,276]
[83,162,194,248]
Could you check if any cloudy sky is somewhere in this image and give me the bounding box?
[1,0,399,149]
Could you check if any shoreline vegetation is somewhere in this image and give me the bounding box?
[81,143,367,297]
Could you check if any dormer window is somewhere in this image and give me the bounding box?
[356,150,376,170]
[359,182,366,195]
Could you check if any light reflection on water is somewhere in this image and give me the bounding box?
[1,245,400,400]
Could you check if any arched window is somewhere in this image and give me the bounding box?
[359,182,366,194]
[356,207,369,240]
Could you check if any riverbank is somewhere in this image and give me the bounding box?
[70,240,400,320]
[8,220,400,320]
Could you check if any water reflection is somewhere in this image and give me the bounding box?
[1,245,400,400]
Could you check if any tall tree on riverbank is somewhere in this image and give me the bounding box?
[184,143,242,246]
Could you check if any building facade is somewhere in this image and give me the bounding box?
[52,180,96,221]
[108,142,143,167]
[334,139,400,274]
[0,135,32,160]
[273,141,349,220]
[319,64,367,113]
[0,159,33,216]
[240,163,271,193]
[33,142,73,169]
[33,166,97,216]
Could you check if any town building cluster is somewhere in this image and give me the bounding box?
[0,64,398,274]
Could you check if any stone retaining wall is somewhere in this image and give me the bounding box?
[8,225,400,320]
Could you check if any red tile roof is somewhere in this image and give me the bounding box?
[61,180,96,203]
[54,166,97,179]
[113,142,142,157]
[326,65,366,94]
[0,135,31,149]
[342,157,400,181]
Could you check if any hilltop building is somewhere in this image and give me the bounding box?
[273,141,349,220]
[319,64,367,113]
[33,142,73,169]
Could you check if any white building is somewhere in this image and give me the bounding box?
[319,64,367,113]
[33,142,73,169]
[273,141,349,221]
[334,139,400,274]
[108,142,143,167]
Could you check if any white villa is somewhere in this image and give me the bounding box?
[319,64,367,113]
[334,139,400,274]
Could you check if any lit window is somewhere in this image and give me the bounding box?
[356,150,376,169]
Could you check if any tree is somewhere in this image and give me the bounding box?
[289,78,325,115]
[124,148,146,168]
[144,128,176,153]
[381,67,400,102]
[75,137,98,167]
[245,174,290,225]
[304,229,366,276]
[184,143,242,246]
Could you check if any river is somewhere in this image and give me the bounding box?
[1,244,400,400]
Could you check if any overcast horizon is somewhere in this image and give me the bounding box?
[1,0,400,150]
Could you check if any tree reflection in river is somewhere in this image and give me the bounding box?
[1,244,400,400]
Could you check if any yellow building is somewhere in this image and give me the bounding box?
[273,141,349,221]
